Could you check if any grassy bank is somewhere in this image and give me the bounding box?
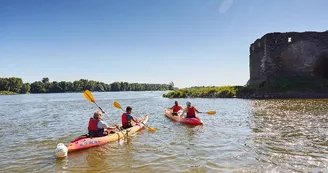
[0,91,17,95]
[163,76,328,99]
[163,86,243,98]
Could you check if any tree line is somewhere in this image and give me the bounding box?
[0,77,175,94]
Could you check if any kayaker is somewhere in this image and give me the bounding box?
[182,101,200,118]
[121,106,140,129]
[88,110,111,137]
[170,101,183,116]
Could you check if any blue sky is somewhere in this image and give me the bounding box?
[1,0,327,88]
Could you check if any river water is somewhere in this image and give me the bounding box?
[0,91,327,173]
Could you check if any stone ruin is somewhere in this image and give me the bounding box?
[247,30,328,87]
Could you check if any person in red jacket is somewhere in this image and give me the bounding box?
[182,101,200,118]
[121,106,139,129]
[170,101,183,116]
[88,111,111,137]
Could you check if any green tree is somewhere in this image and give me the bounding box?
[111,82,121,91]
[169,81,174,90]
[0,78,9,91]
[7,77,23,93]
[42,77,49,84]
[73,80,83,92]
[20,83,31,93]
[95,82,105,92]
[30,81,46,93]
[49,81,63,93]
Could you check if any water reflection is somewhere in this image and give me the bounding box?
[248,99,328,172]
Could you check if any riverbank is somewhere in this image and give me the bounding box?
[163,86,328,99]
[163,77,328,99]
[0,91,17,95]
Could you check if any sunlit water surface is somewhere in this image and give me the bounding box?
[0,92,327,173]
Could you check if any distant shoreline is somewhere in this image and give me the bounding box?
[0,77,175,94]
[0,90,169,95]
[163,88,328,99]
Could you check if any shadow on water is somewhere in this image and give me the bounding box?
[246,99,328,172]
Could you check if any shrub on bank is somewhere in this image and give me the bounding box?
[0,91,17,95]
[163,86,244,98]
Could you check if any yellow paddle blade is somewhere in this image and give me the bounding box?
[84,90,95,103]
[206,111,216,115]
[148,127,158,132]
[113,101,123,110]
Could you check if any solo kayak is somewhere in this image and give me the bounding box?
[55,115,148,158]
[164,109,203,125]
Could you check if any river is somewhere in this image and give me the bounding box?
[0,91,327,173]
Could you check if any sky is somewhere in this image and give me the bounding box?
[1,0,328,88]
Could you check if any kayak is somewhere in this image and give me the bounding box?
[55,115,148,158]
[164,109,203,125]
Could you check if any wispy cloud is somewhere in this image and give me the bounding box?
[219,0,234,13]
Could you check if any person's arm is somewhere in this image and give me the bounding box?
[129,115,139,123]
[133,118,139,123]
[99,120,109,129]
[180,107,187,115]
[194,107,200,113]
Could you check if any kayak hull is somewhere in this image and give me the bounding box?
[67,115,148,152]
[164,109,203,125]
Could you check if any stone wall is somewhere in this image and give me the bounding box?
[247,30,328,86]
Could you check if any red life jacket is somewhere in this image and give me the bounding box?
[122,113,131,126]
[88,118,99,131]
[187,106,196,117]
[172,105,182,113]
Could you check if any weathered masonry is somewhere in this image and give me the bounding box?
[247,30,328,86]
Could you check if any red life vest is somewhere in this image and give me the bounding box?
[88,118,99,131]
[187,106,196,117]
[172,106,182,113]
[122,113,131,126]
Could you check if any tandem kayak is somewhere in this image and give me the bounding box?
[55,115,148,158]
[164,109,203,125]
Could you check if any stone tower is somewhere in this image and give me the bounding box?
[247,30,328,86]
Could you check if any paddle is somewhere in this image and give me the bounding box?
[83,90,121,132]
[168,108,216,116]
[199,111,216,115]
[113,101,158,132]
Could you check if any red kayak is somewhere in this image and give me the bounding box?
[164,109,203,125]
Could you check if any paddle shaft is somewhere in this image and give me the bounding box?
[113,101,157,131]
[93,102,121,130]
[141,122,151,128]
[129,114,152,130]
